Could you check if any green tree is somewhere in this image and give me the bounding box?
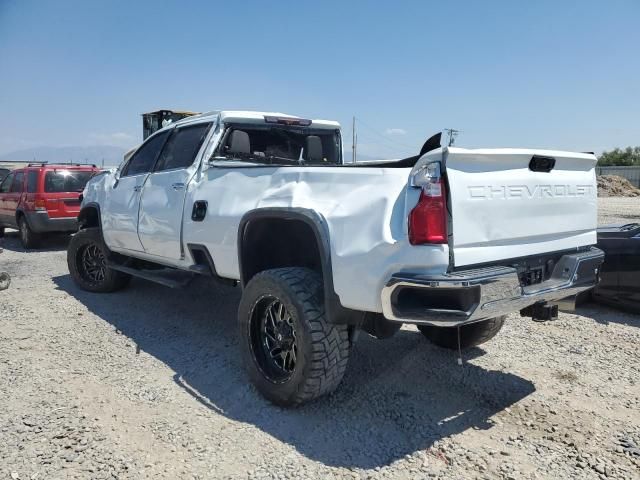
[598,147,640,166]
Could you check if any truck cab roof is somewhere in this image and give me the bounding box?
[173,110,340,130]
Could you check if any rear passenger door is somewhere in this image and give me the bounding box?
[138,122,212,259]
[6,171,25,227]
[0,172,15,226]
[102,131,169,252]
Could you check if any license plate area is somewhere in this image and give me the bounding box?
[519,266,544,286]
[511,251,567,287]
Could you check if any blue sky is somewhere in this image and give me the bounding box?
[1,0,639,160]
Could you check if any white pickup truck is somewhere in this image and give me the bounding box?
[67,110,604,406]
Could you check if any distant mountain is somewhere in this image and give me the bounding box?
[0,145,129,168]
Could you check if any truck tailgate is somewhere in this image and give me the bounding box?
[444,148,598,267]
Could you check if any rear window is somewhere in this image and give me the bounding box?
[26,171,39,193]
[44,170,94,193]
[215,124,342,166]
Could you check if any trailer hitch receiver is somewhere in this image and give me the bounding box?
[520,302,558,322]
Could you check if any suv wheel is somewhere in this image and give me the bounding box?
[418,316,506,350]
[67,228,131,293]
[238,267,351,406]
[18,217,41,249]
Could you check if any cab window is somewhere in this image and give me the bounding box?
[0,172,15,193]
[10,171,24,193]
[26,170,39,193]
[122,131,169,177]
[154,123,212,172]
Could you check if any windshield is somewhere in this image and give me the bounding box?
[44,170,95,193]
[215,124,341,165]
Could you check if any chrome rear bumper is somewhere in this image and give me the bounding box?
[381,247,604,327]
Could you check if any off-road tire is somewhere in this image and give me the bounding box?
[67,228,131,293]
[18,217,41,249]
[418,316,506,350]
[238,267,351,406]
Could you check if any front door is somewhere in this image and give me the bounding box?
[138,122,212,259]
[101,131,169,252]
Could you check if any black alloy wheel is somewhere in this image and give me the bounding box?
[238,267,351,406]
[79,243,107,285]
[67,228,131,293]
[251,296,298,382]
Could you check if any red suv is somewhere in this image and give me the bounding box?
[0,163,99,248]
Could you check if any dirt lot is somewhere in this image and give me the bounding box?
[1,198,639,480]
[598,197,640,226]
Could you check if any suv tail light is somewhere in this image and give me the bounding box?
[34,197,46,211]
[408,162,448,244]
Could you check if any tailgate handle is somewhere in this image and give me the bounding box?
[529,155,556,173]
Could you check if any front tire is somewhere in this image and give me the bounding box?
[18,217,41,249]
[418,316,506,350]
[67,228,131,293]
[238,267,351,406]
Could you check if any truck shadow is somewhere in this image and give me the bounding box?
[1,230,71,253]
[575,303,640,328]
[53,274,535,470]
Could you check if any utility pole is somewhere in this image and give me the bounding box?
[355,132,358,163]
[352,116,356,163]
[444,128,460,147]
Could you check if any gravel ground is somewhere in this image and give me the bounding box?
[598,197,640,225]
[0,198,639,480]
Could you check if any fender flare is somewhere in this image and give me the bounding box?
[238,207,363,325]
[77,202,102,230]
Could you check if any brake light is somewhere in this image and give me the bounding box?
[34,198,46,211]
[264,115,312,126]
[408,163,448,245]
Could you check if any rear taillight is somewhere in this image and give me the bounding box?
[408,163,448,245]
[34,197,46,211]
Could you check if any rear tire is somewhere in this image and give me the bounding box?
[18,217,41,249]
[418,316,506,350]
[238,267,351,406]
[67,228,131,293]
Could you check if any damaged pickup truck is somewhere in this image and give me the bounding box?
[68,110,604,406]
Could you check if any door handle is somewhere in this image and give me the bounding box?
[171,183,185,191]
[133,185,142,192]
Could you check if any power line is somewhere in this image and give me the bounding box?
[349,116,417,162]
[355,117,417,150]
[354,130,415,152]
